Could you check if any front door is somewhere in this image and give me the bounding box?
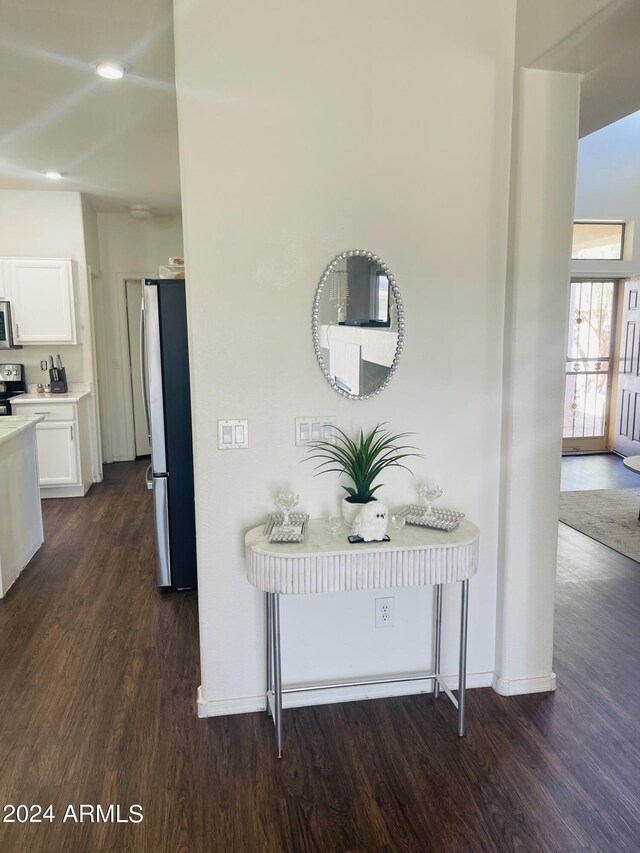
[613,278,640,457]
[563,279,617,453]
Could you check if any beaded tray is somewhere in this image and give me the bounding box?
[264,512,309,543]
[396,505,465,532]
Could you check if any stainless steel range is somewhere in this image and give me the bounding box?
[0,363,26,415]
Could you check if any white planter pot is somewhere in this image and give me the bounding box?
[342,496,370,526]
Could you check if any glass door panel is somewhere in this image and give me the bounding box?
[563,280,617,453]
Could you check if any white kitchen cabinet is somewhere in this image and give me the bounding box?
[35,421,79,486]
[9,392,92,497]
[1,257,76,344]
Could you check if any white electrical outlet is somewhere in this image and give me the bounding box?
[295,416,336,446]
[375,597,395,628]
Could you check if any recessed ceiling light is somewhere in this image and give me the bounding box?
[96,62,125,80]
[44,170,63,180]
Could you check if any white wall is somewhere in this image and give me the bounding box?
[81,195,104,479]
[0,189,104,479]
[0,196,185,465]
[174,0,519,715]
[0,190,92,390]
[95,213,183,461]
[496,68,581,695]
[573,110,640,278]
[81,196,101,275]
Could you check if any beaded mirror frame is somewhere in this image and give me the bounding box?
[311,250,405,399]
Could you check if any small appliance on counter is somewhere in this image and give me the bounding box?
[0,363,26,415]
[0,301,21,350]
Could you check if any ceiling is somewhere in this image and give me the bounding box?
[0,0,181,213]
[2,0,640,215]
[527,0,640,137]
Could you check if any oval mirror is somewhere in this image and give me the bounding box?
[312,250,404,399]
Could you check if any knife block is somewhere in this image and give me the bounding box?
[49,368,68,394]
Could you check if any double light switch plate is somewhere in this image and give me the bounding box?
[218,419,249,449]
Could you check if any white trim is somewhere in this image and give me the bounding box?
[196,686,264,718]
[114,272,153,462]
[491,672,557,696]
[86,264,104,480]
[40,483,91,499]
[196,671,494,718]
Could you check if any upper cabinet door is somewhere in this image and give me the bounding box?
[5,258,77,344]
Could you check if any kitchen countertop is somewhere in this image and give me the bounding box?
[9,390,91,403]
[0,415,44,447]
[0,414,44,598]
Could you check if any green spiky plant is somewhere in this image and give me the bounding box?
[305,423,422,504]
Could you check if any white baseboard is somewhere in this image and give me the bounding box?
[196,686,265,718]
[40,483,89,499]
[196,671,494,718]
[491,672,557,696]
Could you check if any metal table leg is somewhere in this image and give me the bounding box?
[273,593,283,758]
[266,593,272,716]
[266,581,468,753]
[433,583,443,699]
[458,579,469,737]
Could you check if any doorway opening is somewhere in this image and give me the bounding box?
[124,278,151,458]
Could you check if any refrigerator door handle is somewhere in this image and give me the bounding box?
[140,295,151,441]
[145,463,153,491]
[142,282,167,473]
[152,476,171,587]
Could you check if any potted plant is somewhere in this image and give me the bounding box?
[305,423,422,524]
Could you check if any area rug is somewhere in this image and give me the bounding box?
[559,488,640,563]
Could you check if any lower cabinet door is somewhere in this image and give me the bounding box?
[36,421,80,485]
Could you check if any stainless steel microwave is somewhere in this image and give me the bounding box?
[0,301,21,349]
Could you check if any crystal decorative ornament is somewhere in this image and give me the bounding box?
[417,484,444,519]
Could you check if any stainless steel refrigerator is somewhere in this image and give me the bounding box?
[141,278,197,590]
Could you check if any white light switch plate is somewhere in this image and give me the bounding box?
[295,416,336,446]
[218,419,249,449]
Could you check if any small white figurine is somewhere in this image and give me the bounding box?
[353,501,388,542]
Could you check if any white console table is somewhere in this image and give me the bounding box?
[245,518,480,757]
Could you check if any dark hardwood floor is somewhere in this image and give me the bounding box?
[0,459,638,852]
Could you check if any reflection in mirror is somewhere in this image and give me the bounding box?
[312,251,404,399]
